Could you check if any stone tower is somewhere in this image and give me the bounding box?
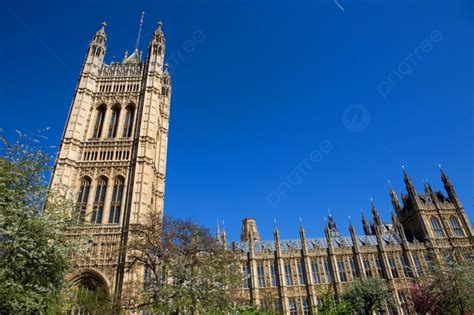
[50,21,171,303]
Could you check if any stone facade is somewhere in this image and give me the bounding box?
[50,21,171,303]
[50,20,473,315]
[224,169,473,314]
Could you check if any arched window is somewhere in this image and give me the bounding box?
[430,217,444,238]
[91,177,107,224]
[93,105,106,139]
[122,106,135,138]
[108,106,120,138]
[108,177,124,224]
[450,216,464,237]
[77,177,91,222]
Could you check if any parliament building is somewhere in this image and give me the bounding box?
[49,21,473,314]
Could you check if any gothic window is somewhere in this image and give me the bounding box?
[297,261,305,285]
[91,177,107,224]
[350,258,358,278]
[108,106,120,138]
[270,263,278,287]
[242,264,250,288]
[337,259,348,282]
[430,217,444,238]
[364,258,372,277]
[257,263,265,288]
[450,216,464,237]
[412,253,423,276]
[375,256,383,277]
[400,255,412,278]
[77,177,91,222]
[302,298,310,315]
[288,298,297,315]
[123,106,135,138]
[389,256,399,278]
[144,267,152,291]
[311,260,321,284]
[108,177,124,224]
[284,262,293,286]
[323,259,333,283]
[93,105,106,139]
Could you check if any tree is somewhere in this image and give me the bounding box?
[316,288,352,315]
[126,213,242,314]
[410,261,474,315]
[0,131,75,313]
[343,277,393,314]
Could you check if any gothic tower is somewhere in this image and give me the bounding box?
[50,21,171,303]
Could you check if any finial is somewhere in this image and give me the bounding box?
[164,63,169,73]
[157,20,163,29]
[438,163,442,170]
[348,215,351,222]
[401,165,405,170]
[101,21,107,28]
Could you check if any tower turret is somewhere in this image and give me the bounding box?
[439,165,461,207]
[361,210,371,235]
[147,21,166,69]
[371,198,382,227]
[388,180,401,212]
[402,166,417,198]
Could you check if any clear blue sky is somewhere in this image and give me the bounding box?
[1,0,472,242]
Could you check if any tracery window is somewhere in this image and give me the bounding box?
[242,264,250,288]
[93,105,106,139]
[284,262,293,286]
[364,258,372,277]
[350,258,358,278]
[389,256,399,278]
[257,263,265,288]
[77,177,91,222]
[270,263,278,287]
[450,216,464,237]
[91,177,107,224]
[108,177,124,224]
[288,298,297,315]
[297,261,305,285]
[323,259,333,283]
[108,106,120,138]
[123,106,135,138]
[431,217,444,238]
[337,259,347,282]
[311,260,321,284]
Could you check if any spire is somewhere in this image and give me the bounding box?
[388,180,401,211]
[371,198,382,226]
[135,11,145,51]
[216,219,221,243]
[439,164,453,187]
[402,165,417,197]
[273,219,280,239]
[361,209,371,235]
[423,179,433,194]
[439,164,460,205]
[221,221,227,245]
[326,213,340,237]
[299,217,306,240]
[87,21,107,61]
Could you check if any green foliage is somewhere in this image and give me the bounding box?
[0,131,75,313]
[127,214,242,314]
[316,288,352,315]
[410,261,474,315]
[343,277,393,314]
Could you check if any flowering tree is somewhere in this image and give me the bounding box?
[410,261,474,315]
[0,131,75,313]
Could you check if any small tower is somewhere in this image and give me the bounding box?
[361,210,371,235]
[402,166,417,198]
[240,217,261,242]
[388,180,401,212]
